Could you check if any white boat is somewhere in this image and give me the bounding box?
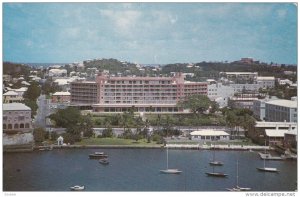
[70,185,85,191]
[258,152,284,160]
[226,159,251,191]
[160,146,182,174]
[209,139,224,166]
[256,140,279,173]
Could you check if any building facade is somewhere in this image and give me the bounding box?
[51,91,71,103]
[3,103,32,133]
[3,91,24,103]
[265,99,297,122]
[257,76,275,89]
[71,73,208,112]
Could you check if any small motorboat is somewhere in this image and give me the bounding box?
[70,185,85,191]
[89,152,108,159]
[205,172,228,177]
[99,158,109,165]
[226,186,251,191]
[160,169,182,174]
[256,167,279,173]
[209,161,224,166]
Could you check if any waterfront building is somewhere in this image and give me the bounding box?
[257,76,275,89]
[284,129,297,148]
[51,91,71,103]
[190,130,230,141]
[265,99,297,122]
[264,129,286,145]
[71,72,207,112]
[3,102,33,151]
[3,103,32,132]
[250,121,297,143]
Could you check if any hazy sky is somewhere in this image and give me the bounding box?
[3,3,297,64]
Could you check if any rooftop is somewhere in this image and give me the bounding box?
[52,91,71,96]
[190,130,229,136]
[265,129,287,137]
[266,99,297,108]
[3,103,31,111]
[257,76,275,80]
[3,91,18,96]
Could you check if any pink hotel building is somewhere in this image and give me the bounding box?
[71,73,207,113]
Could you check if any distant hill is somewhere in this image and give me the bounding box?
[3,62,32,79]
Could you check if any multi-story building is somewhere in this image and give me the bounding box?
[265,99,297,122]
[229,93,259,109]
[70,81,99,107]
[71,73,207,112]
[3,103,32,132]
[229,83,260,93]
[3,91,24,103]
[51,91,71,103]
[220,72,258,84]
[253,97,279,120]
[207,82,235,108]
[257,76,275,89]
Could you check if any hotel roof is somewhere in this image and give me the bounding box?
[3,103,31,111]
[52,91,71,96]
[265,129,287,137]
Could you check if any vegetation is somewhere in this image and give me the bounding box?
[33,127,46,143]
[75,137,161,146]
[49,107,94,143]
[23,82,41,117]
[3,62,32,79]
[178,95,218,114]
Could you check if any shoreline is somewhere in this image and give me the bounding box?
[30,144,271,151]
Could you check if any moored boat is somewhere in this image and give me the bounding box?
[99,158,109,165]
[70,185,85,191]
[89,152,108,159]
[160,169,182,174]
[205,172,228,177]
[209,161,224,166]
[256,167,279,173]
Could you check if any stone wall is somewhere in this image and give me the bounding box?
[3,132,34,151]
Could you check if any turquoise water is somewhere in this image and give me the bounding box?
[3,149,297,191]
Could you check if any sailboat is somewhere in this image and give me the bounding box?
[160,146,182,174]
[256,139,279,173]
[205,166,228,177]
[226,159,251,191]
[209,140,224,166]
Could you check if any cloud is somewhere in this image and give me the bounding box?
[99,9,142,36]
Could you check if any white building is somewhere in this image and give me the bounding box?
[207,83,235,108]
[265,99,297,122]
[229,83,260,93]
[3,91,24,103]
[48,69,67,77]
[190,130,230,141]
[278,79,293,86]
[253,97,279,120]
[257,76,275,89]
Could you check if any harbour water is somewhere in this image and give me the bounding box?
[3,149,297,191]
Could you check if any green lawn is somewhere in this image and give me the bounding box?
[75,137,161,146]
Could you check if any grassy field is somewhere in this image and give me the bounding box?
[75,137,162,146]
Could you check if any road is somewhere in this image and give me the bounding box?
[34,94,50,128]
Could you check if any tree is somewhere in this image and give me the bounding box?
[178,95,213,114]
[33,127,46,143]
[49,107,94,140]
[23,82,41,101]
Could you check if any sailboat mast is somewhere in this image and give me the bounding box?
[236,159,239,187]
[167,146,169,169]
[264,139,266,168]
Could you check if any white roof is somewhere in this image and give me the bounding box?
[257,76,275,80]
[49,68,67,73]
[190,130,229,136]
[52,91,71,96]
[285,128,297,136]
[265,129,287,137]
[222,72,257,75]
[3,103,31,111]
[266,99,297,108]
[3,91,18,96]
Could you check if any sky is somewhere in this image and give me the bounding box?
[3,3,298,64]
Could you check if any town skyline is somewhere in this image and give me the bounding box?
[3,3,297,65]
